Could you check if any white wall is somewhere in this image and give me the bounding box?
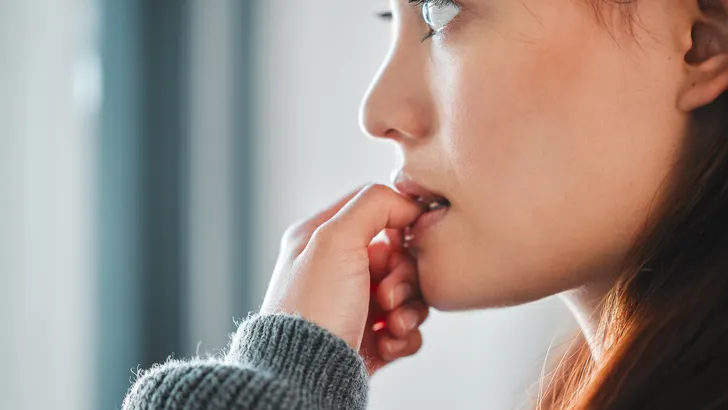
[0,1,97,409]
[252,2,577,409]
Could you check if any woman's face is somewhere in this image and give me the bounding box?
[360,0,691,310]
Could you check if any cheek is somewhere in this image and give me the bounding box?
[420,14,688,309]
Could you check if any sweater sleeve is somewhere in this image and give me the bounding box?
[122,314,369,410]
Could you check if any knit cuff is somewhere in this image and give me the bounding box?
[225,313,368,408]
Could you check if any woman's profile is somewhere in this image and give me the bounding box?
[123,0,728,408]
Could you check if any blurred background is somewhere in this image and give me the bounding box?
[0,1,577,409]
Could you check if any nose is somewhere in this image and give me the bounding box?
[359,41,434,144]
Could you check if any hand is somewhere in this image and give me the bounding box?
[360,229,430,374]
[260,185,428,366]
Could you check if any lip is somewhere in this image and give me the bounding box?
[392,171,447,202]
[392,170,450,247]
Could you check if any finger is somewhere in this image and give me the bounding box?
[378,252,419,310]
[386,301,429,339]
[378,330,423,362]
[367,240,392,283]
[281,186,365,254]
[323,184,422,249]
[370,229,404,281]
[303,186,365,231]
[387,250,413,275]
[384,229,404,252]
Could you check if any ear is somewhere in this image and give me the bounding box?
[678,0,728,112]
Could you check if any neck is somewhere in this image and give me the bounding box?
[559,279,614,360]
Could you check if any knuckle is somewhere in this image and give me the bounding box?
[411,333,423,351]
[281,221,312,253]
[360,183,391,200]
[281,224,298,242]
[310,222,340,248]
[420,307,430,323]
[377,338,392,358]
[398,337,422,358]
[281,222,303,244]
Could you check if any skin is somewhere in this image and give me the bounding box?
[261,185,429,373]
[360,0,728,349]
[261,0,728,372]
[362,0,690,312]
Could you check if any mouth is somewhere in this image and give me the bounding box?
[412,195,451,214]
[392,172,451,248]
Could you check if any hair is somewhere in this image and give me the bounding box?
[539,1,728,409]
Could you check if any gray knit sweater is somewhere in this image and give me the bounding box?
[122,314,369,410]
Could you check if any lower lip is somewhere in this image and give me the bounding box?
[408,206,449,244]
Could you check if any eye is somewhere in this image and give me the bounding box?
[419,0,460,37]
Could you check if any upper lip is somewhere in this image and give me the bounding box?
[392,170,448,203]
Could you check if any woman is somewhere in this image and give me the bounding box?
[124,0,728,408]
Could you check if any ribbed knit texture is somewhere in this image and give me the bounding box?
[122,314,369,410]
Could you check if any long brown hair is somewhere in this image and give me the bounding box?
[541,2,728,408]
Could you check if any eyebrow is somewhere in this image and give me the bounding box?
[377,11,394,20]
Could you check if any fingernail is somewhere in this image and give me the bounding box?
[387,339,408,353]
[390,283,412,308]
[399,309,419,332]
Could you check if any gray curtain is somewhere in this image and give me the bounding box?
[97,1,255,408]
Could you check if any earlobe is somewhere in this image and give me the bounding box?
[678,1,728,112]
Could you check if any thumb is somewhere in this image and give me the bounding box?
[322,184,423,249]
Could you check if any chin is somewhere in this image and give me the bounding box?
[414,250,568,312]
[414,254,485,311]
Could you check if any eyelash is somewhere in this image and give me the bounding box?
[377,0,458,42]
[408,0,458,42]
